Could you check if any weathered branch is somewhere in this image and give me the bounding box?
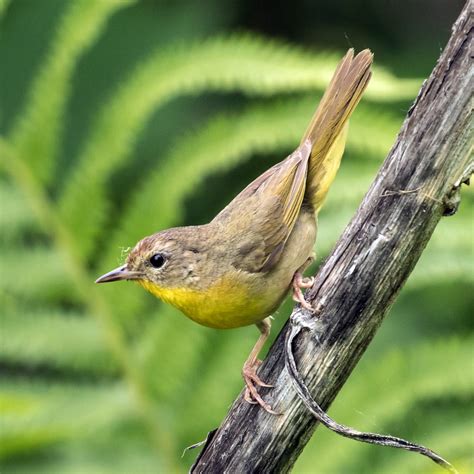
[192,3,473,473]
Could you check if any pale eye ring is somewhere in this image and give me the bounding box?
[149,253,166,269]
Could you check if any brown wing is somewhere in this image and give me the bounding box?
[212,141,311,273]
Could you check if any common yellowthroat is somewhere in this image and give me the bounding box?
[96,49,373,413]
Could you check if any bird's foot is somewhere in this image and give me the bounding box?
[292,271,314,312]
[242,359,278,414]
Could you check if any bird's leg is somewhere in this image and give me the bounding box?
[242,317,278,414]
[292,253,315,312]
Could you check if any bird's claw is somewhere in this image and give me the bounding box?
[244,389,258,404]
[299,276,315,288]
[292,272,314,312]
[242,361,278,414]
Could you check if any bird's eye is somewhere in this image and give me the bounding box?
[149,253,166,268]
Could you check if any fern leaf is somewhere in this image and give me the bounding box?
[0,0,10,18]
[368,67,422,103]
[5,450,160,474]
[0,309,116,375]
[0,246,77,303]
[9,0,135,184]
[325,403,473,474]
[409,253,474,287]
[382,421,473,474]
[0,381,132,459]
[0,180,40,241]
[176,327,263,445]
[348,399,473,474]
[134,306,211,403]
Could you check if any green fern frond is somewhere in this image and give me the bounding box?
[321,164,379,212]
[345,337,472,422]
[9,0,135,184]
[0,180,39,241]
[349,398,473,474]
[368,67,422,103]
[0,0,10,19]
[59,35,415,260]
[0,309,116,375]
[0,246,77,303]
[0,141,171,461]
[134,306,211,403]
[381,421,473,474]
[6,450,160,474]
[409,253,474,287]
[296,337,474,473]
[0,381,133,459]
[176,327,262,445]
[327,401,473,474]
[347,105,401,155]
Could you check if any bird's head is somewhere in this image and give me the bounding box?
[95,227,206,294]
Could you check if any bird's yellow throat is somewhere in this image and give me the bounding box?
[138,277,269,329]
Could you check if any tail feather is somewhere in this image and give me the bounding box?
[303,49,373,211]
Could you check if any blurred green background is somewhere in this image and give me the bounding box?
[0,0,472,473]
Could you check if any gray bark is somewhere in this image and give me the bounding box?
[192,2,473,473]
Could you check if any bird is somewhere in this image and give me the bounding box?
[96,49,373,414]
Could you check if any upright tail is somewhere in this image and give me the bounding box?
[302,49,373,211]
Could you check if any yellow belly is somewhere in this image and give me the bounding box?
[139,276,278,329]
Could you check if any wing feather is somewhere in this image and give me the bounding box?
[213,141,311,273]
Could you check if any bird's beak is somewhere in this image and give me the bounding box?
[95,265,143,284]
